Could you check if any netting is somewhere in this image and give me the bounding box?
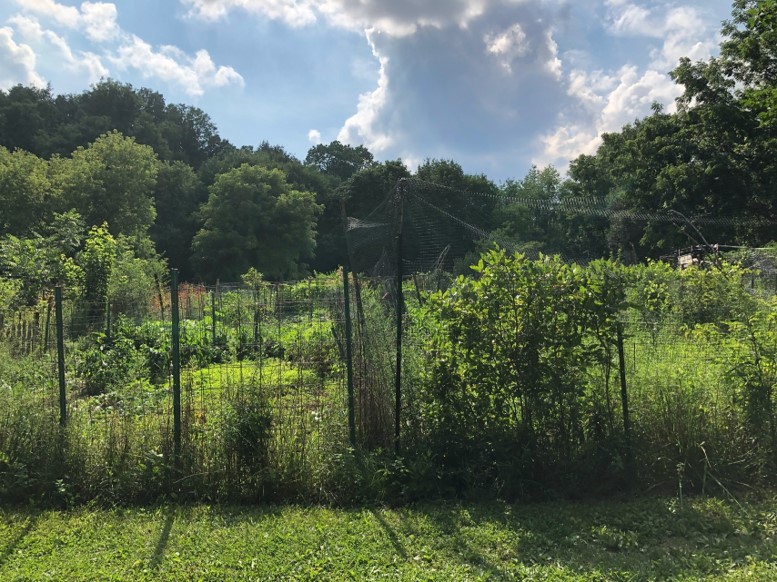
[3,177,777,502]
[345,177,777,277]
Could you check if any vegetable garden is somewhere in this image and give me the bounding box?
[2,252,777,505]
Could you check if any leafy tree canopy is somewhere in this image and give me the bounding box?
[192,165,322,281]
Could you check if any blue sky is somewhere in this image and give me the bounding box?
[0,0,733,182]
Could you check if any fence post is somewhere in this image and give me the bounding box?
[394,182,404,456]
[343,266,356,447]
[55,287,67,426]
[155,274,166,322]
[43,297,52,353]
[617,321,633,477]
[210,289,217,347]
[171,269,181,463]
[105,299,111,344]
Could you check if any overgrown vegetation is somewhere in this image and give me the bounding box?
[2,254,777,505]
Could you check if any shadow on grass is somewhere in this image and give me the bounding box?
[0,511,39,570]
[369,507,408,560]
[149,510,174,570]
[409,497,777,580]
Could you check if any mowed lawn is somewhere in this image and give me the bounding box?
[2,496,777,581]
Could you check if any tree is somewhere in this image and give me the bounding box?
[304,140,374,182]
[151,160,206,279]
[495,166,564,255]
[413,159,499,270]
[0,147,59,235]
[192,165,322,281]
[55,131,159,240]
[161,103,226,169]
[720,0,777,126]
[0,211,84,306]
[0,85,57,155]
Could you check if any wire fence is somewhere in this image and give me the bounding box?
[3,265,777,501]
[3,176,777,502]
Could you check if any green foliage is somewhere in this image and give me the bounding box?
[0,80,226,166]
[0,211,85,306]
[304,140,374,181]
[108,236,166,315]
[150,160,206,279]
[79,223,116,307]
[0,146,60,235]
[221,389,273,493]
[192,165,322,281]
[77,331,144,396]
[417,249,626,495]
[56,131,159,239]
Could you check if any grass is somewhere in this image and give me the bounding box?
[2,495,777,580]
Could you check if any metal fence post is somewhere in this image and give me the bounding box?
[617,321,633,477]
[343,266,356,447]
[210,289,217,347]
[55,287,67,426]
[171,269,181,462]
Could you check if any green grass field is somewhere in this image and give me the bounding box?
[2,495,777,581]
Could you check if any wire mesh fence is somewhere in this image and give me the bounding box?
[3,265,777,501]
[4,178,777,502]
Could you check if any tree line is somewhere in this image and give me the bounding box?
[1,0,776,302]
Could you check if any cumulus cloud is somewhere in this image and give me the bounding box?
[109,36,244,97]
[9,15,108,82]
[536,0,723,170]
[336,30,392,152]
[485,23,530,72]
[5,0,245,98]
[81,2,120,43]
[13,0,81,29]
[178,0,727,176]
[182,0,317,26]
[182,0,497,35]
[0,26,46,89]
[307,129,322,143]
[12,0,119,42]
[604,1,715,69]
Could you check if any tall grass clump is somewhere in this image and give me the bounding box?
[0,346,63,502]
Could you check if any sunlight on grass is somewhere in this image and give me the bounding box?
[2,496,777,580]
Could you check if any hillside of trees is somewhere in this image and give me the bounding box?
[1,0,776,299]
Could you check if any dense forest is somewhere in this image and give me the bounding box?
[1,0,776,301]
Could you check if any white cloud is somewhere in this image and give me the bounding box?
[534,0,724,171]
[81,2,120,43]
[336,30,392,152]
[109,35,245,97]
[604,1,715,69]
[13,0,81,29]
[0,26,46,89]
[307,129,322,143]
[182,0,317,26]
[12,0,118,42]
[537,65,681,169]
[181,0,558,37]
[4,0,245,97]
[542,29,562,80]
[485,23,529,72]
[9,15,108,82]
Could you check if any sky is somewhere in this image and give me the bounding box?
[0,0,734,182]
